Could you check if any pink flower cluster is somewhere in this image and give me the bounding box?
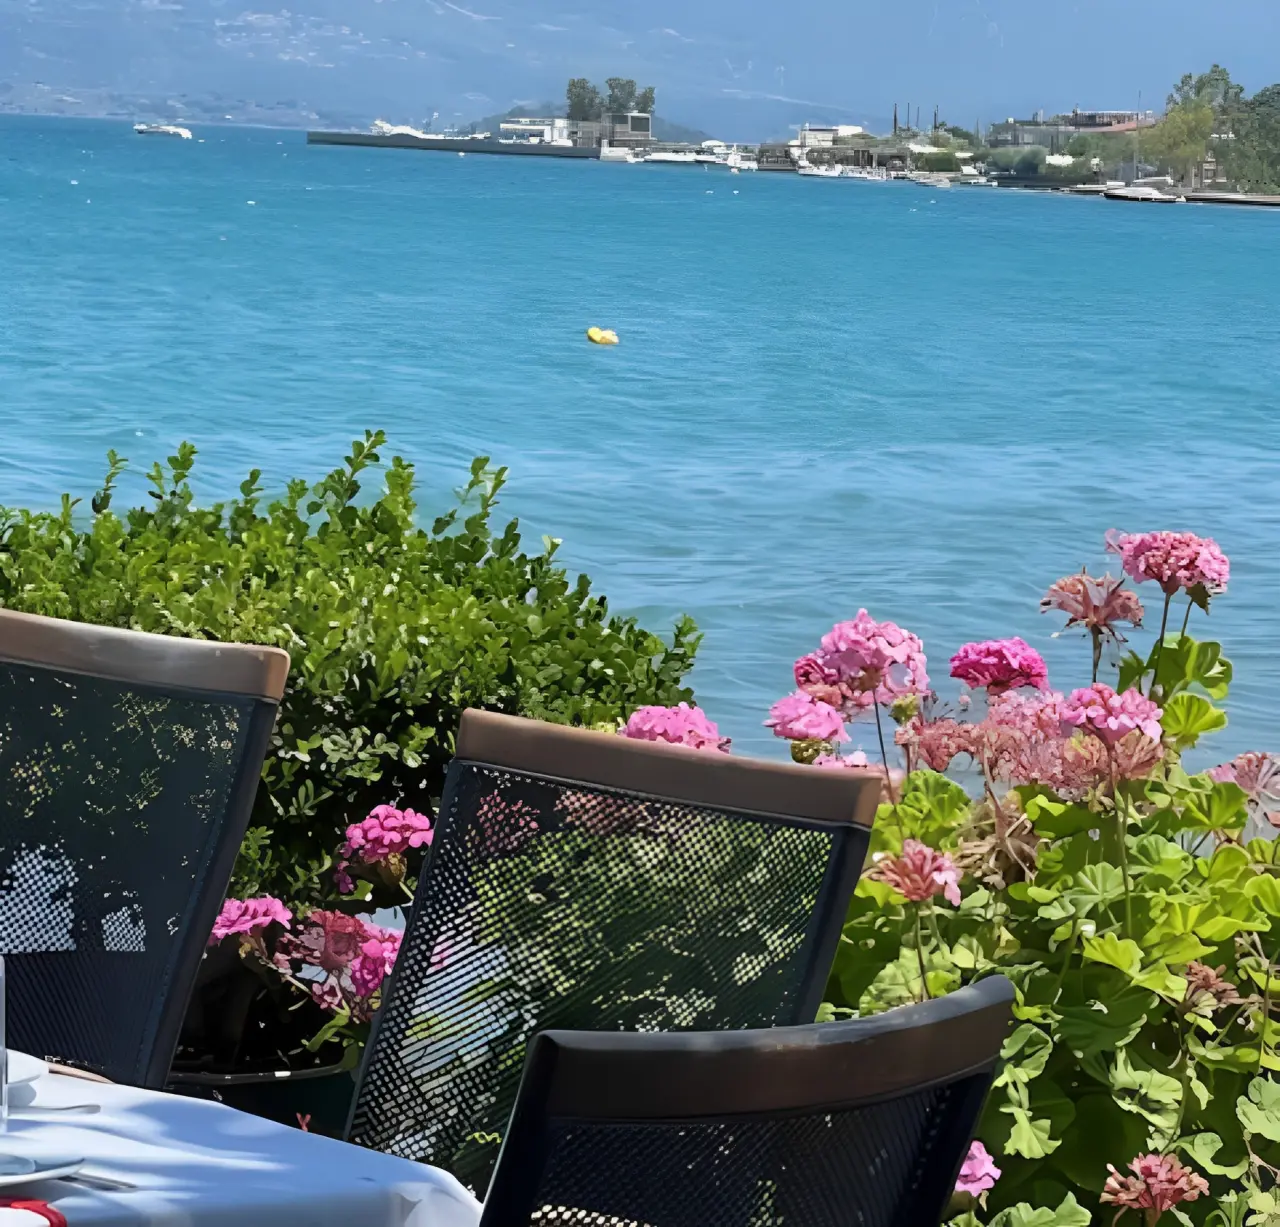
[1107,530,1230,597]
[777,611,928,746]
[1101,1153,1209,1217]
[867,839,962,906]
[896,688,1164,797]
[273,909,404,1019]
[620,703,731,752]
[342,805,434,863]
[473,793,543,856]
[766,691,849,743]
[1060,683,1162,745]
[955,1141,1001,1198]
[209,896,292,946]
[1209,751,1280,826]
[949,638,1048,695]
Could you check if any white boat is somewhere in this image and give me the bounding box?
[908,171,952,189]
[1104,184,1185,203]
[841,166,889,181]
[797,162,842,179]
[643,150,698,164]
[134,123,192,139]
[599,145,640,164]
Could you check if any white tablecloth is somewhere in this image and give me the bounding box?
[0,1070,483,1227]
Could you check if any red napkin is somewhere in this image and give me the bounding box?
[0,1201,68,1226]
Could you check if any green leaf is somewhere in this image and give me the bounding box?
[1051,1094,1149,1193]
[995,1024,1054,1089]
[1024,796,1097,840]
[1081,932,1143,978]
[1109,1049,1184,1133]
[1238,1077,1280,1143]
[1001,1104,1061,1158]
[1178,1132,1250,1179]
[1161,693,1228,749]
[1056,989,1154,1057]
[988,1193,1090,1227]
[1247,874,1280,918]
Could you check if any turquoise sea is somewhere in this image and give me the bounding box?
[3,116,1279,761]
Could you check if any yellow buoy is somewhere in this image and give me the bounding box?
[586,327,619,345]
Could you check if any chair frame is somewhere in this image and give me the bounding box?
[348,707,881,1145]
[480,976,1015,1227]
[0,608,289,1086]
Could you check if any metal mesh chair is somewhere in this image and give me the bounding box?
[481,977,1014,1227]
[348,709,880,1190]
[0,609,288,1087]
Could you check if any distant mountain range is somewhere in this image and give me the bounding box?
[0,0,889,141]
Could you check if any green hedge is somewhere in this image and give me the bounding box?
[0,432,700,902]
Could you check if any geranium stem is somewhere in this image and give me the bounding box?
[873,702,898,805]
[1180,599,1193,637]
[1148,591,1174,699]
[914,907,931,1001]
[1091,627,1102,683]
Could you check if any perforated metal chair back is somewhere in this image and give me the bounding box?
[348,709,880,1190]
[481,977,1014,1227]
[0,609,289,1086]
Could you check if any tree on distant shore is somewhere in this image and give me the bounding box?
[566,78,603,121]
[565,77,656,120]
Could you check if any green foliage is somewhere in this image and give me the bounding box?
[565,77,603,121]
[921,151,961,172]
[0,434,699,904]
[826,633,1280,1224]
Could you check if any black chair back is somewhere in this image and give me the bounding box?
[348,709,879,1190]
[0,609,288,1086]
[482,977,1014,1227]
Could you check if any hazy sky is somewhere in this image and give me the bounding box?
[3,0,1279,136]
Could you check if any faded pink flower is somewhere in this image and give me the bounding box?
[1101,1153,1209,1217]
[620,703,731,752]
[895,717,974,773]
[949,638,1048,695]
[812,750,871,769]
[342,804,434,863]
[818,610,930,710]
[867,839,962,906]
[1209,752,1280,825]
[794,652,847,708]
[278,909,366,973]
[1182,962,1243,1015]
[765,691,849,743]
[209,896,292,946]
[1107,530,1230,597]
[1061,683,1162,746]
[955,1140,1001,1198]
[350,926,403,998]
[1041,571,1144,641]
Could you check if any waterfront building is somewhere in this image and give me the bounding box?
[987,108,1157,151]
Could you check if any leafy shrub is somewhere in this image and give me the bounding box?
[758,532,1277,1225]
[0,432,700,904]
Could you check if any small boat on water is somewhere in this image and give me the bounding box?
[841,166,889,181]
[797,162,842,179]
[643,150,698,164]
[134,123,193,139]
[1104,184,1185,203]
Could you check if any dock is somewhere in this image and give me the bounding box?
[306,131,600,158]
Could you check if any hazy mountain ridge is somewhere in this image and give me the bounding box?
[0,0,887,140]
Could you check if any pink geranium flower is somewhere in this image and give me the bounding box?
[1209,751,1280,825]
[818,610,930,711]
[1107,530,1230,597]
[867,839,962,905]
[895,717,974,773]
[342,804,434,863]
[209,896,292,946]
[279,909,367,973]
[812,750,871,769]
[765,691,849,743]
[949,638,1048,695]
[955,1140,1001,1197]
[620,703,731,752]
[1041,571,1144,642]
[1101,1153,1209,1218]
[350,926,403,998]
[1061,683,1162,746]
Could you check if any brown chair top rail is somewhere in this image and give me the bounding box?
[456,708,880,829]
[0,608,290,702]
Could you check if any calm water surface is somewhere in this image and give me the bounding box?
[3,117,1279,761]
